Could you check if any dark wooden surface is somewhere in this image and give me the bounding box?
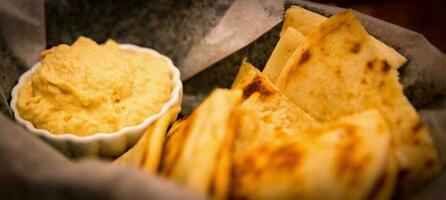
[314,0,446,52]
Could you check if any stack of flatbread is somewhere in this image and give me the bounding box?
[114,6,440,200]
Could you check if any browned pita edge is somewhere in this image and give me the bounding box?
[159,116,191,177]
[114,106,180,173]
[160,89,242,200]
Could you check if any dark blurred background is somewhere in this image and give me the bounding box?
[312,0,446,52]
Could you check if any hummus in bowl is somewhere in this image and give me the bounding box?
[10,37,182,158]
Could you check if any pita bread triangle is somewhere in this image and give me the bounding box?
[263,27,307,83]
[160,89,242,199]
[275,10,439,193]
[280,5,407,69]
[231,110,394,200]
[232,60,319,150]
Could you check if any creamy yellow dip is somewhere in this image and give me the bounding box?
[17,37,172,136]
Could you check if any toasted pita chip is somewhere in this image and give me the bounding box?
[160,89,242,199]
[376,68,440,194]
[281,5,326,37]
[263,27,306,83]
[160,117,190,176]
[276,10,439,192]
[281,6,407,69]
[114,128,150,166]
[232,61,319,150]
[114,106,180,173]
[367,150,398,200]
[232,110,393,200]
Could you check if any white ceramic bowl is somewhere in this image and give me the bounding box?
[10,44,182,158]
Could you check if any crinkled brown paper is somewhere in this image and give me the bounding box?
[0,0,445,199]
